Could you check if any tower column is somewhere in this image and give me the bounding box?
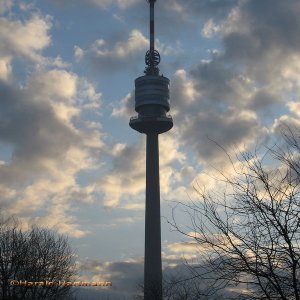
[144,133,162,300]
[129,1,172,299]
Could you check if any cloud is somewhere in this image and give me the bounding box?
[0,7,70,84]
[167,67,260,166]
[76,30,148,72]
[77,257,143,299]
[201,0,300,91]
[0,9,68,71]
[76,252,234,299]
[171,69,200,113]
[0,0,13,13]
[167,0,239,20]
[0,56,11,81]
[0,67,103,236]
[26,203,89,238]
[181,109,259,164]
[0,14,51,62]
[164,0,300,169]
[272,116,300,135]
[111,92,134,118]
[89,0,139,9]
[0,81,76,180]
[202,19,220,38]
[28,69,77,101]
[96,141,145,208]
[167,242,199,256]
[97,134,185,208]
[120,202,144,211]
[49,0,139,10]
[76,255,205,299]
[287,102,300,118]
[222,1,300,59]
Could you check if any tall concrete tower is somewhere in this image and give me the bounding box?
[129,0,173,299]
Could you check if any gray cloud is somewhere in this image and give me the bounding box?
[0,80,79,184]
[0,0,12,13]
[214,0,300,86]
[111,92,134,118]
[191,61,237,107]
[77,258,143,299]
[165,0,239,21]
[48,0,139,10]
[75,29,148,73]
[76,257,239,299]
[224,0,300,59]
[166,0,300,165]
[180,109,259,164]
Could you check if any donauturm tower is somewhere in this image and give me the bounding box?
[129,0,173,299]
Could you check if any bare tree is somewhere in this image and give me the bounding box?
[171,127,300,299]
[162,275,205,300]
[0,219,77,300]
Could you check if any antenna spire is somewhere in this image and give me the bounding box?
[145,0,160,75]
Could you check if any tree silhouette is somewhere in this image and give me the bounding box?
[171,126,300,299]
[0,219,76,300]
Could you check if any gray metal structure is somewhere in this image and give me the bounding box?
[129,0,173,299]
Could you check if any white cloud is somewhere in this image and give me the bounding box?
[28,69,77,101]
[0,14,52,62]
[120,202,144,211]
[171,69,200,111]
[31,203,89,238]
[0,65,104,237]
[167,242,199,255]
[272,116,300,134]
[74,45,84,62]
[97,141,145,208]
[93,29,147,58]
[287,102,300,118]
[159,134,186,167]
[0,56,11,81]
[97,134,185,208]
[202,19,220,38]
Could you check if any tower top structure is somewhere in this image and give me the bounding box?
[144,0,160,75]
[129,0,173,135]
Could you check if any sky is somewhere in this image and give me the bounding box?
[1,0,300,298]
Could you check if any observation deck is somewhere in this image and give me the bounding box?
[129,75,173,134]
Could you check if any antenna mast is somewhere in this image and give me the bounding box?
[145,0,160,75]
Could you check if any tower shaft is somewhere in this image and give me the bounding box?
[144,133,162,300]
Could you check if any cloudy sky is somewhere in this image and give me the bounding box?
[1,0,300,298]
